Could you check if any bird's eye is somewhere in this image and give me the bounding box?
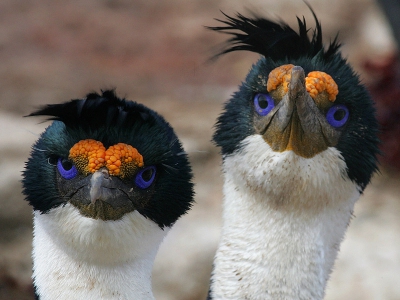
[326,104,349,128]
[57,158,78,180]
[135,166,156,189]
[254,93,275,116]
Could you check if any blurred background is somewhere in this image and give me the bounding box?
[0,0,399,299]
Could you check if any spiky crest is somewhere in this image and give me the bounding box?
[208,8,340,61]
[27,90,154,131]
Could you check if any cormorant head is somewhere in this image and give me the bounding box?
[23,90,194,229]
[210,10,379,193]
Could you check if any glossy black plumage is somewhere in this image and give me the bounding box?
[28,90,153,132]
[208,9,340,62]
[23,90,194,228]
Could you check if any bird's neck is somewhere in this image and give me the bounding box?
[32,205,166,300]
[210,139,360,300]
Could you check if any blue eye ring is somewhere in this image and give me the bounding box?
[135,166,156,189]
[326,104,349,128]
[57,158,78,180]
[254,93,275,116]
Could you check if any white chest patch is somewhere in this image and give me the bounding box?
[32,204,167,300]
[211,135,361,300]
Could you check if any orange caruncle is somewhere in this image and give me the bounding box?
[267,64,294,93]
[105,143,144,178]
[69,139,106,175]
[69,140,144,178]
[267,65,338,102]
[306,71,338,102]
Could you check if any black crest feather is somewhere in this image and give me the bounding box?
[27,90,153,131]
[208,7,340,61]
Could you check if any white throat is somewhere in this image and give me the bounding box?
[210,135,360,300]
[32,203,167,300]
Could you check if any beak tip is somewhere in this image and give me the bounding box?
[89,170,106,204]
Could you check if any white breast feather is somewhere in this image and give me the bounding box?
[33,203,167,300]
[211,134,360,300]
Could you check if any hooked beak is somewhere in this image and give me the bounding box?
[90,167,110,204]
[257,66,340,158]
[67,167,139,221]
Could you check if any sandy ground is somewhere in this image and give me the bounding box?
[0,0,399,299]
